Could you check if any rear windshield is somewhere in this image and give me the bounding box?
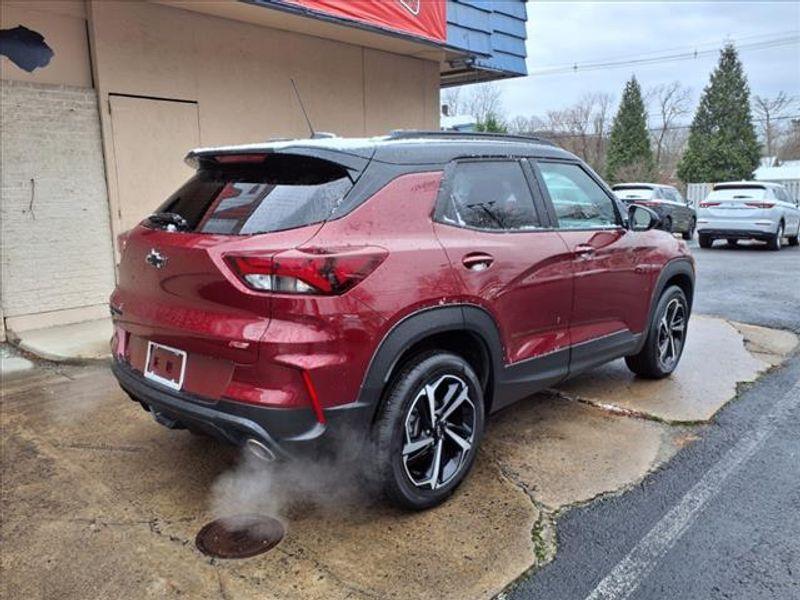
[154,154,353,235]
[708,187,767,201]
[614,187,655,200]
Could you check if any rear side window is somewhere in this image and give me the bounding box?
[538,162,618,229]
[436,161,541,231]
[155,154,352,235]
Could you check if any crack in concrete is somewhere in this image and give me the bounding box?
[216,571,232,600]
[488,452,558,599]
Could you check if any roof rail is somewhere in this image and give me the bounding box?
[387,129,556,147]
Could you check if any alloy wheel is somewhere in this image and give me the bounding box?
[402,374,476,490]
[657,297,687,371]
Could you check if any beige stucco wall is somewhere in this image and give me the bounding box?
[87,0,440,259]
[0,1,92,88]
[1,0,440,331]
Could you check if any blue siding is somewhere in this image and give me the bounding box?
[446,0,528,77]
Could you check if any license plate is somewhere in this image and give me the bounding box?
[144,342,187,390]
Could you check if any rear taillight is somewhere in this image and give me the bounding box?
[744,202,775,209]
[226,247,388,295]
[699,201,721,208]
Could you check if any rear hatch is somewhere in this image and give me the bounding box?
[700,185,771,218]
[113,150,365,381]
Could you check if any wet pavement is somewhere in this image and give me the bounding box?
[2,300,795,599]
[511,240,800,600]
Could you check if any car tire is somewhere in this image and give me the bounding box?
[625,285,689,379]
[767,222,784,251]
[681,218,696,241]
[698,233,712,248]
[372,351,485,510]
[788,224,799,247]
[662,216,673,234]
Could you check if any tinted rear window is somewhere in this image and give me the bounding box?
[155,154,353,235]
[614,187,656,200]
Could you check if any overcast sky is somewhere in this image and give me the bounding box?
[492,1,800,124]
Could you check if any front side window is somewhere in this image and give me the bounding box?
[538,162,619,229]
[436,161,541,231]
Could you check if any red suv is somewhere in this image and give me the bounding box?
[110,132,694,509]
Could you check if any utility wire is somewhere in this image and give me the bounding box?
[533,114,800,140]
[529,34,799,77]
[562,29,800,64]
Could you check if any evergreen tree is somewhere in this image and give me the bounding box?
[677,44,760,183]
[606,76,654,183]
[477,112,508,133]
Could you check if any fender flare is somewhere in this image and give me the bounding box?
[638,257,695,352]
[355,304,505,420]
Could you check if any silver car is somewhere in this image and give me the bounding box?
[697,181,800,250]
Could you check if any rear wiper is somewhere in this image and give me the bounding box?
[147,212,189,231]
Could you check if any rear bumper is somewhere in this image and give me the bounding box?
[696,217,778,237]
[111,359,372,459]
[696,228,776,240]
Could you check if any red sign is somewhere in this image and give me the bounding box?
[284,0,446,42]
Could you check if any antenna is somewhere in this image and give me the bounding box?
[290,78,315,138]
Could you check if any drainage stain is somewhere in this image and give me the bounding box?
[196,514,285,559]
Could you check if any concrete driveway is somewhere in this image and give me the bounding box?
[1,317,796,600]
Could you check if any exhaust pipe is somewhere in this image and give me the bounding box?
[245,438,276,463]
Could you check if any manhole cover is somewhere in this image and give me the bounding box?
[196,514,285,559]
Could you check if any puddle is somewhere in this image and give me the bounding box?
[195,514,285,559]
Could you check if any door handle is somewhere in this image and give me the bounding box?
[574,244,596,258]
[462,252,494,271]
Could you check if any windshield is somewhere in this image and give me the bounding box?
[614,187,656,201]
[152,154,353,235]
[708,187,767,201]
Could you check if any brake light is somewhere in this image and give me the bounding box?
[214,154,266,164]
[699,201,721,208]
[226,247,388,295]
[744,202,775,209]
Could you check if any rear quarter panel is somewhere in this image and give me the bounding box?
[263,170,461,410]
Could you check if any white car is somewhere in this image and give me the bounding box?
[697,181,800,250]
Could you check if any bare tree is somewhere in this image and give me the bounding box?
[464,83,505,125]
[508,115,534,134]
[777,118,800,160]
[528,93,613,171]
[753,92,796,158]
[648,82,692,174]
[441,83,506,129]
[441,87,463,116]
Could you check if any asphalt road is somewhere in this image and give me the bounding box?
[691,240,800,333]
[511,239,800,600]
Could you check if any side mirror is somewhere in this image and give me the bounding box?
[628,204,660,232]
